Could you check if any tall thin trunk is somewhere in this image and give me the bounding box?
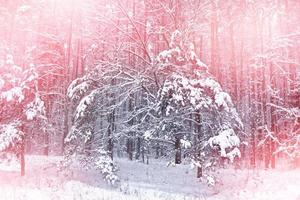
[127,93,134,160]
[175,136,181,164]
[270,63,276,169]
[107,124,114,160]
[61,5,74,154]
[20,134,25,176]
[195,111,202,178]
[135,137,141,160]
[108,77,116,160]
[229,18,237,102]
[210,0,219,79]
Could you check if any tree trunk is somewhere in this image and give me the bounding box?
[175,136,181,164]
[270,63,276,169]
[195,111,202,177]
[127,138,133,161]
[229,18,238,102]
[20,138,25,176]
[107,124,114,160]
[197,165,202,178]
[210,0,219,79]
[264,139,271,169]
[135,137,141,160]
[43,133,49,156]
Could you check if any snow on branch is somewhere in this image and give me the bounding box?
[267,103,300,118]
[67,77,92,101]
[25,94,46,120]
[160,75,235,113]
[208,128,241,162]
[74,89,99,121]
[0,122,23,152]
[157,30,207,71]
[1,87,25,103]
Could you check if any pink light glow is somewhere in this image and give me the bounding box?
[0,0,299,199]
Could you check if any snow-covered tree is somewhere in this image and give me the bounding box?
[0,53,45,176]
[65,27,244,185]
[153,30,243,176]
[65,72,119,185]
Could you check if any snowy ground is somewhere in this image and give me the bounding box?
[0,155,299,200]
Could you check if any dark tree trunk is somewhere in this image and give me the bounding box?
[141,140,145,163]
[195,111,202,177]
[127,138,133,161]
[155,143,160,159]
[107,124,114,160]
[197,165,202,178]
[175,136,181,164]
[135,137,141,160]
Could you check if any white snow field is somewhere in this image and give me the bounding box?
[0,155,299,200]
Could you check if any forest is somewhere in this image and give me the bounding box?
[0,0,299,199]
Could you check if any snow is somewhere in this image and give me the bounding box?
[0,122,22,152]
[226,147,241,162]
[83,129,92,143]
[188,44,207,69]
[208,128,241,160]
[0,155,300,200]
[0,156,208,200]
[74,89,98,120]
[157,47,181,63]
[215,91,232,112]
[160,75,235,113]
[210,167,300,200]
[93,149,118,185]
[0,78,4,89]
[67,77,91,100]
[6,54,14,65]
[0,153,20,172]
[1,87,25,103]
[17,5,31,13]
[143,130,152,140]
[25,109,37,121]
[25,95,45,120]
[170,30,182,48]
[180,138,192,149]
